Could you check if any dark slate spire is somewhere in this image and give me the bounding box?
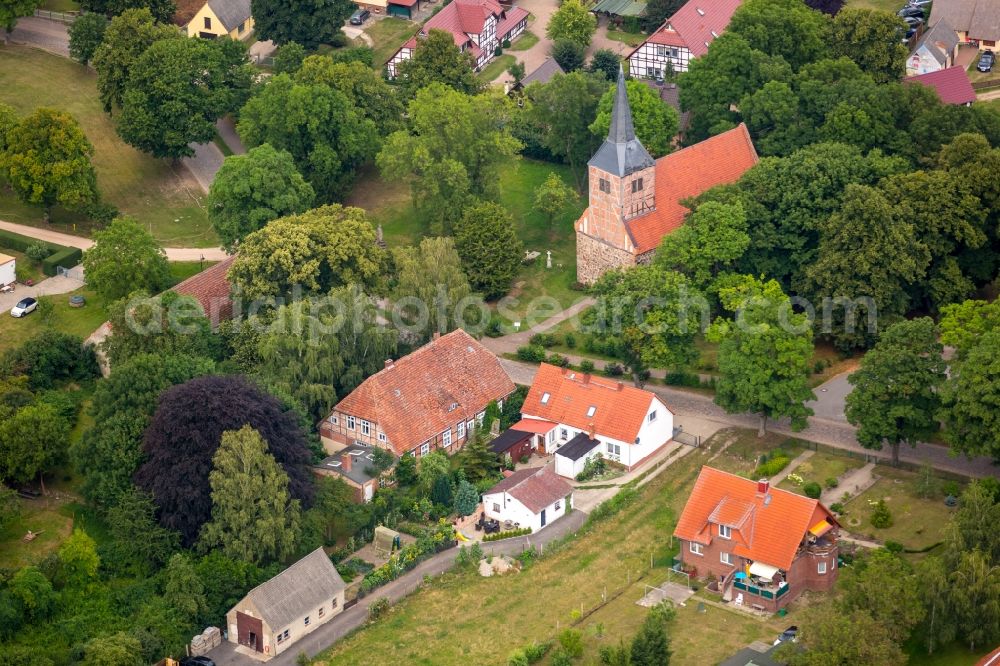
[588,65,655,178]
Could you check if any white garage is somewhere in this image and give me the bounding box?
[554,433,602,479]
[0,253,15,288]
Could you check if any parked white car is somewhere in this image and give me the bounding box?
[10,297,37,317]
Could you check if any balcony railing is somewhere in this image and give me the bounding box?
[733,580,789,600]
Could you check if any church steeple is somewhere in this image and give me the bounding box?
[588,65,655,177]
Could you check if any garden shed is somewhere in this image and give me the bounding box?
[0,253,15,287]
[489,427,534,463]
[554,432,601,479]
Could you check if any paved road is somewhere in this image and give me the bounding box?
[7,16,70,57]
[0,274,84,311]
[206,509,589,664]
[0,219,229,260]
[499,358,1000,480]
[216,117,246,155]
[805,373,851,422]
[342,25,374,47]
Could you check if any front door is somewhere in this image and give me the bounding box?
[540,509,546,527]
[537,435,545,454]
[236,611,263,652]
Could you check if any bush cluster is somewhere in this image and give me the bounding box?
[803,481,822,499]
[753,453,791,479]
[483,526,532,541]
[359,520,455,594]
[517,345,546,362]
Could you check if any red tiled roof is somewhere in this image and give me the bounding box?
[905,66,977,106]
[975,645,1000,666]
[485,465,572,513]
[511,418,557,434]
[521,364,669,444]
[674,467,839,570]
[391,0,419,7]
[173,0,204,26]
[423,0,503,38]
[632,0,742,59]
[497,6,529,37]
[172,254,236,326]
[624,123,758,254]
[332,329,514,455]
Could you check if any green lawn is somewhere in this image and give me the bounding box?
[0,287,108,355]
[0,45,217,248]
[604,28,646,48]
[478,54,515,83]
[840,466,960,551]
[777,451,864,494]
[366,17,419,68]
[508,30,539,51]
[907,639,992,666]
[346,157,587,324]
[845,0,899,13]
[0,247,45,283]
[702,428,807,478]
[167,259,218,287]
[967,51,1000,84]
[313,436,788,666]
[37,0,80,12]
[0,500,75,570]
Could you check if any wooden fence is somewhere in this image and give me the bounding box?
[33,8,79,22]
[972,78,1000,91]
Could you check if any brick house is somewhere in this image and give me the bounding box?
[627,0,742,79]
[386,0,528,77]
[520,363,676,476]
[674,467,841,613]
[314,442,395,503]
[574,69,758,284]
[170,254,236,328]
[929,0,1000,52]
[319,329,515,458]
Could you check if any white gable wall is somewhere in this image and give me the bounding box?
[482,488,570,532]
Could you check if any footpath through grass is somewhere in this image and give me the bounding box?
[0,45,216,248]
[313,441,788,666]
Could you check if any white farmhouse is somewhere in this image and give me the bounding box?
[520,363,675,476]
[482,465,573,532]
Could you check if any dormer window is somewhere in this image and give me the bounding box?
[718,524,732,539]
[696,7,704,15]
[710,30,719,38]
[541,392,551,404]
[586,406,596,417]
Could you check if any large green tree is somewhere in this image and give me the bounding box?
[396,29,481,99]
[0,0,40,33]
[594,266,706,386]
[727,0,830,70]
[830,8,907,83]
[454,201,523,300]
[525,71,606,189]
[92,8,182,112]
[81,633,145,666]
[0,402,70,490]
[56,528,100,588]
[207,144,315,251]
[80,0,174,21]
[118,37,253,159]
[164,553,207,623]
[545,0,596,47]
[841,549,924,642]
[101,291,217,368]
[629,613,672,666]
[0,108,98,220]
[708,276,815,436]
[378,84,521,235]
[590,78,679,158]
[200,426,301,565]
[68,12,109,65]
[950,549,1000,651]
[939,298,1000,360]
[249,286,398,421]
[103,488,180,574]
[780,606,905,666]
[294,57,404,136]
[845,318,946,466]
[227,204,386,300]
[83,217,170,302]
[533,172,578,229]
[238,74,378,200]
[655,200,749,292]
[251,0,355,49]
[391,237,476,344]
[939,328,1000,460]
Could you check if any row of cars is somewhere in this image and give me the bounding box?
[899,0,931,46]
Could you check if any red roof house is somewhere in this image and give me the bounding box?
[386,0,528,77]
[575,69,758,283]
[675,467,841,612]
[482,465,573,531]
[520,364,675,473]
[627,0,743,78]
[171,254,236,327]
[905,66,977,106]
[319,329,515,457]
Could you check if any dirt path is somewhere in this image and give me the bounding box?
[769,450,814,485]
[823,462,877,506]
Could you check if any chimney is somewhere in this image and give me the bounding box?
[757,478,770,496]
[342,452,352,472]
[588,422,595,440]
[384,358,394,369]
[582,373,591,384]
[616,381,624,391]
[432,331,441,340]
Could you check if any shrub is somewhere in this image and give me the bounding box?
[870,499,893,528]
[503,38,511,48]
[547,353,570,367]
[558,628,583,658]
[825,477,839,489]
[529,333,558,348]
[752,454,790,479]
[830,502,844,513]
[523,641,549,662]
[368,597,390,621]
[803,481,822,499]
[483,527,532,541]
[42,246,83,276]
[517,345,546,362]
[579,359,595,373]
[575,453,607,482]
[550,648,572,666]
[884,540,904,554]
[516,546,537,568]
[508,651,529,666]
[330,32,350,48]
[25,241,51,261]
[665,370,700,387]
[494,45,503,56]
[564,333,576,349]
[604,363,624,377]
[622,15,641,32]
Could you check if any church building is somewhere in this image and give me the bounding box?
[574,69,759,284]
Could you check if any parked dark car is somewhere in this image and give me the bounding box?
[181,658,215,666]
[773,626,799,646]
[906,0,932,7]
[903,15,925,27]
[978,51,996,73]
[349,8,370,24]
[898,6,924,17]
[902,28,917,45]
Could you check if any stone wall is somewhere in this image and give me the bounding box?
[576,231,636,284]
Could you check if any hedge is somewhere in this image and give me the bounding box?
[483,527,532,541]
[0,228,82,276]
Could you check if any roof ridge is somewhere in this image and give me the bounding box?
[702,465,819,507]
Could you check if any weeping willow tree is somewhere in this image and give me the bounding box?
[253,284,398,421]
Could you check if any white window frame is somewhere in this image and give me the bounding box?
[331,597,338,609]
[546,430,555,444]
[606,442,621,457]
[346,415,355,430]
[477,411,485,426]
[457,421,466,439]
[318,606,325,618]
[718,524,732,539]
[554,500,561,511]
[689,542,703,556]
[818,561,828,575]
[378,432,387,443]
[560,428,569,441]
[304,615,310,626]
[442,428,452,447]
[329,415,338,425]
[361,420,371,436]
[648,410,657,422]
[493,502,500,512]
[420,442,430,455]
[467,419,474,432]
[586,406,596,417]
[498,399,504,412]
[720,551,732,565]
[541,392,551,404]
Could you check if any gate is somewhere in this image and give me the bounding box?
[674,430,701,447]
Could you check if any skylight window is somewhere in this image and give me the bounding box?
[696,6,705,15]
[710,30,719,37]
[586,406,597,417]
[541,392,551,404]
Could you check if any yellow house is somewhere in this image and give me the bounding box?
[186,0,253,40]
